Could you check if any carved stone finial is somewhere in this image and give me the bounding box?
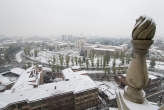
[124,16,156,104]
[132,16,156,40]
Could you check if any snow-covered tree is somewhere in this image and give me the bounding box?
[112,58,116,74]
[56,65,60,72]
[103,55,107,69]
[53,56,56,65]
[86,58,89,69]
[107,67,111,76]
[104,67,108,77]
[65,55,70,67]
[121,57,125,65]
[91,56,94,67]
[96,58,99,69]
[100,56,103,67]
[59,55,64,67]
[34,49,38,57]
[106,55,110,64]
[24,47,31,56]
[71,57,74,66]
[75,57,78,66]
[78,57,82,67]
[51,65,55,72]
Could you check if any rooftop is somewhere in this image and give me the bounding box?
[0,67,97,109]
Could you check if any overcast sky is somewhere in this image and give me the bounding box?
[0,0,163,38]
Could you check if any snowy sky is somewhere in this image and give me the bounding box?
[0,0,163,38]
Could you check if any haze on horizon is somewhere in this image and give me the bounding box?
[0,0,164,38]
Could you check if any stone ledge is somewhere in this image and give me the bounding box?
[116,90,159,110]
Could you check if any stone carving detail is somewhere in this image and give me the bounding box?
[132,16,156,40]
[124,16,156,104]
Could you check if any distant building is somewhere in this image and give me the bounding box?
[83,44,128,57]
[51,41,75,51]
[0,46,8,59]
[2,40,17,47]
[75,38,87,49]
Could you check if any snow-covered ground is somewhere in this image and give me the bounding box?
[28,49,164,73]
[28,49,129,69]
[149,46,164,59]
[29,49,81,65]
[27,49,164,79]
[147,60,164,71]
[149,71,164,78]
[16,51,23,63]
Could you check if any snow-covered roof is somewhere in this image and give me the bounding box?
[10,68,25,76]
[85,70,104,74]
[0,82,73,109]
[62,68,85,79]
[83,44,98,49]
[0,68,97,109]
[10,67,43,92]
[93,48,116,52]
[0,75,12,86]
[95,81,119,100]
[99,84,116,99]
[62,68,97,93]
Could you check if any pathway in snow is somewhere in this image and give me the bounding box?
[16,51,23,63]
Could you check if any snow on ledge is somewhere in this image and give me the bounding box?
[117,90,159,110]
